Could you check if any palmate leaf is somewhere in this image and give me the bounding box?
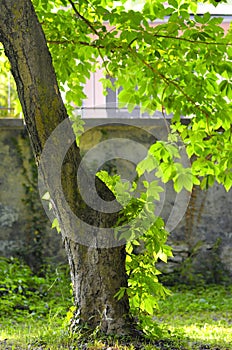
[158,162,176,183]
[144,180,164,201]
[141,296,158,315]
[173,164,200,192]
[137,154,159,177]
[174,172,192,192]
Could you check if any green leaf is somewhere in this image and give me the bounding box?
[52,218,61,233]
[158,162,176,183]
[141,296,156,315]
[145,180,164,201]
[165,144,180,159]
[224,173,232,192]
[173,166,193,193]
[189,2,197,13]
[168,0,178,9]
[114,287,126,300]
[194,12,211,24]
[158,249,168,263]
[219,80,228,93]
[118,89,132,108]
[137,154,159,177]
[42,192,50,200]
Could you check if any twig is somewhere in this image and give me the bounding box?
[161,85,171,133]
[47,39,104,48]
[68,0,100,37]
[128,46,211,123]
[153,34,231,46]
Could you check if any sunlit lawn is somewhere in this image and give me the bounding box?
[0,258,232,349]
[155,284,232,349]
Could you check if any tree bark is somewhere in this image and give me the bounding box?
[0,0,131,334]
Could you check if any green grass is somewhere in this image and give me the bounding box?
[155,285,232,349]
[0,257,232,349]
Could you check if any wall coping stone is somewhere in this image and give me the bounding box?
[0,117,190,129]
[0,118,24,128]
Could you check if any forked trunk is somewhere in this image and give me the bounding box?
[0,0,131,334]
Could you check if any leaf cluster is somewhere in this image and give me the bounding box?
[97,169,172,337]
[31,0,232,191]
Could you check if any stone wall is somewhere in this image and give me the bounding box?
[0,119,231,281]
[0,119,67,270]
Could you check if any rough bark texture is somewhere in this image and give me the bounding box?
[0,0,131,334]
[66,241,131,334]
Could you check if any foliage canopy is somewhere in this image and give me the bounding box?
[30,0,232,192]
[1,0,231,187]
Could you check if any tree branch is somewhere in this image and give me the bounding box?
[153,34,231,46]
[47,39,104,48]
[128,47,211,123]
[68,0,100,37]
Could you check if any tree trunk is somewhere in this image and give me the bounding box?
[0,0,131,334]
[66,241,130,334]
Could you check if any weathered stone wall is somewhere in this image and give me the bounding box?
[0,119,30,256]
[0,119,67,270]
[158,184,232,283]
[0,119,231,281]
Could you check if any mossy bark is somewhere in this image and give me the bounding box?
[0,0,131,334]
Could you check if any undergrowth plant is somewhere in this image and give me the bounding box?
[0,257,72,322]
